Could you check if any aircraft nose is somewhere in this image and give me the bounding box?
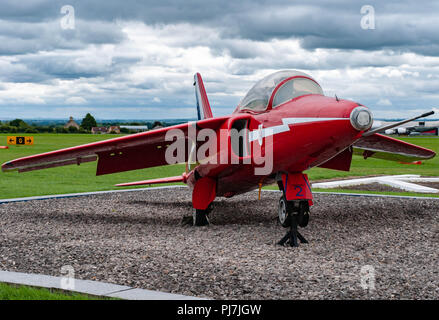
[349,106,373,131]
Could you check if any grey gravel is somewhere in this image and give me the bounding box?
[0,188,438,299]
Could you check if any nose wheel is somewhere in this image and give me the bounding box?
[277,196,309,247]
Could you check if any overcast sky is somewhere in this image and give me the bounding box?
[0,0,438,120]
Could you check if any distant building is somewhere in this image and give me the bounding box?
[64,116,80,130]
[91,127,109,134]
[119,125,149,132]
[91,126,121,134]
[108,126,121,134]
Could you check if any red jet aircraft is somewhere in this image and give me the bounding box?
[2,70,436,246]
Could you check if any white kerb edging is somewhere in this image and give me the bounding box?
[0,270,206,300]
[312,175,439,193]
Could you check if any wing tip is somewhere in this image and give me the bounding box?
[1,162,15,172]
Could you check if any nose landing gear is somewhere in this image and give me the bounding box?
[277,196,309,247]
[276,172,312,247]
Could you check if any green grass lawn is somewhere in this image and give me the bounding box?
[0,282,112,300]
[0,134,437,199]
[0,133,186,199]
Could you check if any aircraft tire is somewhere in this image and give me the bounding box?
[298,201,310,228]
[278,196,292,228]
[299,212,309,228]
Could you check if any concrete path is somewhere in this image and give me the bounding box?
[0,270,205,300]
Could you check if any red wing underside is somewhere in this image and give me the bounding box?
[1,117,229,175]
[353,133,436,162]
[96,143,172,175]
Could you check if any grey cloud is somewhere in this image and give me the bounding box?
[18,57,106,79]
[227,3,439,56]
[0,59,50,83]
[132,82,159,90]
[12,52,140,81]
[111,57,142,67]
[0,19,125,56]
[0,0,438,119]
[0,0,56,22]
[1,1,439,56]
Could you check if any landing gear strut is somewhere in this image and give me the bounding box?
[277,196,310,247]
[192,207,210,226]
[275,172,312,247]
[182,203,214,226]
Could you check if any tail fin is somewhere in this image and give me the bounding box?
[194,73,213,120]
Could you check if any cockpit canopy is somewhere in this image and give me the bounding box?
[238,70,324,112]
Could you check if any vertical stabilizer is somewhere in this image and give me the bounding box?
[194,73,213,120]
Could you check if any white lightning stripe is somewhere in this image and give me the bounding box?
[249,117,348,143]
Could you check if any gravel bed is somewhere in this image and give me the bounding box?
[319,182,439,193]
[0,188,438,299]
[323,183,406,193]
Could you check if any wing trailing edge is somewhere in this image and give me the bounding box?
[115,175,185,187]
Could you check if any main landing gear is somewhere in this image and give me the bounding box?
[182,203,214,226]
[277,196,309,247]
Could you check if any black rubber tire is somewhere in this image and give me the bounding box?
[298,201,310,228]
[278,196,292,228]
[193,209,210,226]
[298,212,309,228]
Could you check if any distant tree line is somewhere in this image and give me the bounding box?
[0,114,170,134]
[0,114,96,134]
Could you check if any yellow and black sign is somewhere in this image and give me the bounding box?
[7,136,34,145]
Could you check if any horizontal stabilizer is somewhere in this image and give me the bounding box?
[115,175,184,187]
[353,133,436,162]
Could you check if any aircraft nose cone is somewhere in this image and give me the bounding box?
[350,106,373,131]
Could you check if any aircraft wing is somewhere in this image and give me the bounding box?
[1,117,229,175]
[353,133,436,162]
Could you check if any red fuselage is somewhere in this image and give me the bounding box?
[188,94,363,197]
